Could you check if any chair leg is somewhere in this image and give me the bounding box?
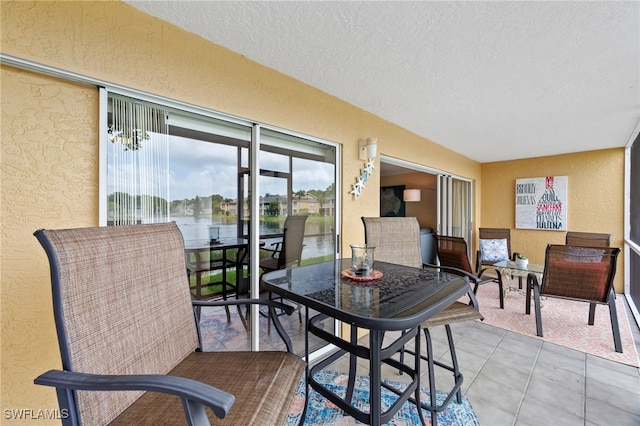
[534,283,543,337]
[418,325,464,426]
[444,325,463,404]
[607,289,623,353]
[398,330,407,375]
[588,302,596,325]
[496,275,504,309]
[424,327,438,426]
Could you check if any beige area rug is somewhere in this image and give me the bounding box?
[472,285,639,367]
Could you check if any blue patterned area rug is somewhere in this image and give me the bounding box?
[286,370,479,425]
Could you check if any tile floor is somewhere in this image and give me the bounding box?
[200,299,640,425]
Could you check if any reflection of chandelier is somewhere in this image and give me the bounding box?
[108,125,149,151]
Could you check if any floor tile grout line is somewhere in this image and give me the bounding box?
[512,339,543,426]
[460,322,506,392]
[582,353,588,426]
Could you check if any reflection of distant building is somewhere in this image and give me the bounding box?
[225,194,336,217]
[320,194,335,217]
[292,193,317,215]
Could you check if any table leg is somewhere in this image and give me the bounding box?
[369,330,383,426]
[345,324,358,404]
[300,305,310,426]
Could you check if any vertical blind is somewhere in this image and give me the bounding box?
[108,94,169,225]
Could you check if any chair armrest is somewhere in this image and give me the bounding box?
[192,298,294,315]
[261,241,282,256]
[192,299,295,352]
[424,264,481,311]
[34,370,234,422]
[424,262,482,284]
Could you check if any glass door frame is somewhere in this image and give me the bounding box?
[100,88,342,355]
[380,156,474,254]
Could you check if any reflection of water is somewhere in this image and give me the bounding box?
[174,216,334,259]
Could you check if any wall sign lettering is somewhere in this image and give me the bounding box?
[515,176,567,230]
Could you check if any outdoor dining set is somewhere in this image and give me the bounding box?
[30,219,621,425]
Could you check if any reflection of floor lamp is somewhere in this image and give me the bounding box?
[403,189,421,203]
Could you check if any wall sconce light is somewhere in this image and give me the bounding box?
[403,189,421,202]
[351,137,378,198]
[359,137,378,161]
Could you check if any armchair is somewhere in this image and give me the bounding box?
[476,227,523,290]
[435,234,506,309]
[33,222,305,425]
[476,227,519,272]
[527,244,622,353]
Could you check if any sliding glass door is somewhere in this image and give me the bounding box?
[438,174,473,255]
[103,91,339,353]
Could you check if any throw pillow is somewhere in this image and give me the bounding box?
[480,239,509,263]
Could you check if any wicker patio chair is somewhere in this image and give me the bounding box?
[565,231,611,247]
[527,244,622,353]
[362,217,483,426]
[435,234,506,308]
[33,222,305,426]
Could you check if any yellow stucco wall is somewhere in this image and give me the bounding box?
[1,67,100,423]
[481,148,625,292]
[1,2,484,422]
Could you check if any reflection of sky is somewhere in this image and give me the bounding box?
[108,135,335,201]
[170,137,334,201]
[169,136,238,200]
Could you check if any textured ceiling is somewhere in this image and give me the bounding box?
[125,1,639,163]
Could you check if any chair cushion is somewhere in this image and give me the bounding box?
[259,256,280,272]
[111,351,305,425]
[479,239,509,262]
[421,301,483,328]
[565,246,605,263]
[544,260,609,301]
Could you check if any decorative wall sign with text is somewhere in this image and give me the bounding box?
[515,176,567,230]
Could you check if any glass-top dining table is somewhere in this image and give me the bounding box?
[261,258,471,426]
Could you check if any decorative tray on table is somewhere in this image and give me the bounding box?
[341,269,383,282]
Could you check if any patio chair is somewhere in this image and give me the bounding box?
[362,217,483,426]
[259,215,308,273]
[527,244,622,353]
[476,227,519,271]
[565,231,611,247]
[260,215,307,321]
[33,222,305,426]
[435,234,506,308]
[476,227,521,289]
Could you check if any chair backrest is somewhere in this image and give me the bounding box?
[35,222,199,426]
[541,244,620,302]
[278,215,308,269]
[478,228,512,261]
[361,217,423,268]
[434,235,474,274]
[565,231,610,247]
